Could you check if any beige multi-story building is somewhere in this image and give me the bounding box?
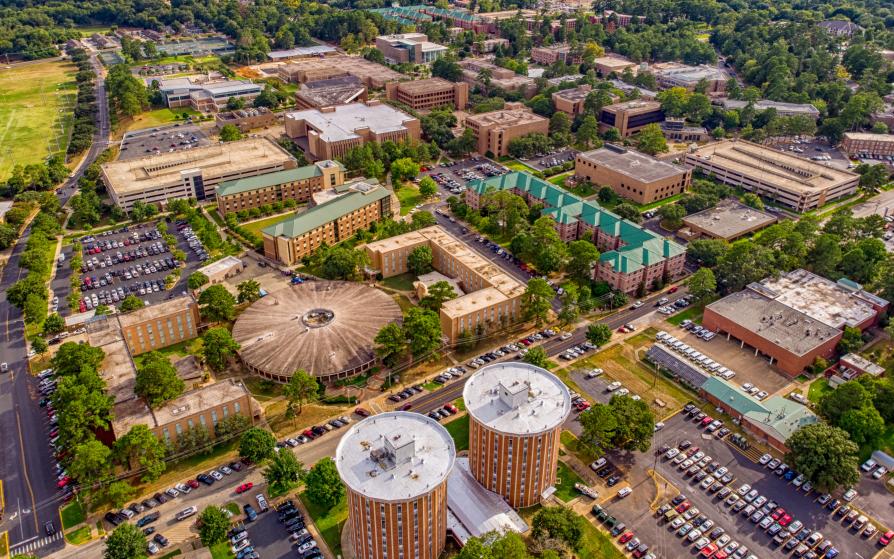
[575,145,691,205]
[683,140,860,212]
[101,138,297,211]
[375,33,448,65]
[118,296,200,356]
[464,103,549,157]
[365,226,526,342]
[840,132,894,157]
[530,44,581,66]
[294,76,368,110]
[276,55,406,89]
[284,101,421,160]
[592,55,638,77]
[464,362,571,508]
[214,107,275,132]
[599,99,664,137]
[457,59,537,98]
[336,412,455,559]
[384,78,469,110]
[216,160,345,216]
[551,85,617,116]
[263,181,393,265]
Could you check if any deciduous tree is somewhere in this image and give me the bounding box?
[198,506,230,546]
[284,370,319,415]
[201,327,240,372]
[239,427,277,463]
[786,423,859,493]
[522,278,553,325]
[198,284,237,322]
[264,450,306,495]
[104,523,147,559]
[304,457,344,509]
[114,424,167,482]
[585,323,612,347]
[408,245,434,275]
[237,279,262,304]
[135,351,184,407]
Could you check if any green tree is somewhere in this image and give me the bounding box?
[575,115,599,148]
[818,380,873,425]
[741,193,764,210]
[198,284,237,322]
[104,523,147,559]
[42,313,65,335]
[531,506,584,548]
[31,336,48,355]
[658,203,686,229]
[188,271,209,290]
[608,395,654,452]
[201,327,240,372]
[418,176,438,198]
[320,246,368,281]
[786,423,860,493]
[226,97,245,111]
[408,245,434,275]
[522,278,553,326]
[198,506,230,546]
[304,457,344,509]
[106,481,137,508]
[613,203,643,223]
[636,123,668,155]
[283,369,319,415]
[390,157,421,183]
[420,280,458,311]
[807,234,843,278]
[657,86,690,117]
[566,240,600,284]
[403,307,442,357]
[837,326,864,354]
[687,267,717,303]
[237,279,262,304]
[839,406,885,446]
[374,323,407,367]
[264,450,306,495]
[523,346,549,368]
[219,124,242,142]
[688,238,730,267]
[239,427,277,463]
[114,424,167,482]
[579,404,618,451]
[51,341,105,377]
[119,295,144,313]
[69,439,113,487]
[585,323,612,347]
[135,351,185,407]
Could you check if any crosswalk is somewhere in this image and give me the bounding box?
[10,531,63,555]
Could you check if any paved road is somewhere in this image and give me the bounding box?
[0,50,109,557]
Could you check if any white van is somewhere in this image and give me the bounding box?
[175,506,198,521]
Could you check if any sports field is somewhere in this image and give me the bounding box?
[0,60,78,180]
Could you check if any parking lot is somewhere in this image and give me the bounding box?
[426,156,511,196]
[768,137,852,171]
[119,123,210,161]
[53,220,207,316]
[589,412,881,559]
[521,148,578,171]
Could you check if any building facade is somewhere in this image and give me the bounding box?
[599,100,664,137]
[530,44,582,66]
[464,362,571,508]
[118,296,200,355]
[152,380,256,445]
[151,75,262,112]
[216,160,345,216]
[375,33,448,64]
[457,59,537,98]
[550,85,615,117]
[276,55,406,89]
[591,55,638,77]
[264,181,393,265]
[294,76,368,110]
[384,78,469,110]
[575,145,692,205]
[337,412,455,559]
[214,107,275,132]
[464,103,549,156]
[840,132,894,157]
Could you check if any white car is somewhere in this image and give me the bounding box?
[220,465,233,475]
[665,448,680,460]
[297,540,317,554]
[843,488,858,501]
[209,470,223,481]
[590,457,607,470]
[873,467,888,480]
[617,487,632,498]
[758,454,772,465]
[231,539,251,554]
[861,459,878,472]
[255,493,269,512]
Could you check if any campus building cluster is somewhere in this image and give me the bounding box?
[294,76,368,110]
[457,59,537,97]
[466,171,687,294]
[530,44,582,66]
[214,107,275,132]
[703,269,889,377]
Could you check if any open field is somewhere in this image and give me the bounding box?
[76,25,114,37]
[121,107,202,134]
[0,60,78,180]
[241,211,299,237]
[554,460,585,502]
[395,184,422,215]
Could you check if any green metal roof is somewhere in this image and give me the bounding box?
[263,183,390,239]
[701,377,769,417]
[217,165,327,198]
[468,171,686,274]
[744,396,817,442]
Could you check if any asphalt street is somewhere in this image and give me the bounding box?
[0,50,109,557]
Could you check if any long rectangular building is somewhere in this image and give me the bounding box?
[365,226,525,342]
[263,181,393,265]
[118,295,201,355]
[682,140,859,212]
[150,75,262,112]
[466,172,687,294]
[575,145,691,205]
[276,55,406,89]
[385,78,469,110]
[216,160,345,216]
[101,138,297,211]
[840,132,894,157]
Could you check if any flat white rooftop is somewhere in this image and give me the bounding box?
[286,102,415,143]
[335,411,455,501]
[446,457,529,543]
[464,362,571,436]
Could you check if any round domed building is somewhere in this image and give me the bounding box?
[463,361,572,508]
[231,280,402,383]
[336,411,455,559]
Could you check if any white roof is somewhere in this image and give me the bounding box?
[446,457,529,543]
[197,255,243,277]
[335,412,455,501]
[268,45,337,59]
[286,103,415,142]
[463,362,571,435]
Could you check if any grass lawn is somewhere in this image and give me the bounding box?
[636,193,684,211]
[299,493,347,557]
[122,107,201,133]
[242,376,281,402]
[0,60,78,180]
[224,501,241,516]
[64,525,92,545]
[241,211,299,237]
[503,159,538,173]
[579,517,626,559]
[807,378,832,404]
[444,414,470,451]
[554,461,584,502]
[423,381,442,392]
[667,306,704,326]
[395,184,422,215]
[381,272,417,291]
[210,541,233,559]
[60,501,86,529]
[561,430,600,465]
[76,25,114,37]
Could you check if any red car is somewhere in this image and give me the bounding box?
[713,550,728,559]
[771,507,785,520]
[880,531,894,546]
[700,416,714,426]
[57,477,71,488]
[700,543,718,557]
[354,408,370,417]
[302,429,316,440]
[668,286,679,293]
[675,501,691,514]
[444,403,459,413]
[187,479,199,489]
[236,482,254,494]
[779,514,793,527]
[618,532,634,544]
[400,403,412,411]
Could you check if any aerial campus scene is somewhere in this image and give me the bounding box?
[3,2,894,559]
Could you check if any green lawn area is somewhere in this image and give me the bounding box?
[808,378,832,404]
[241,211,299,237]
[554,460,585,502]
[64,525,92,545]
[123,107,201,132]
[503,159,538,173]
[0,59,78,180]
[579,517,626,559]
[423,381,442,392]
[636,193,684,211]
[60,501,86,529]
[76,25,114,37]
[444,414,470,451]
[300,493,347,558]
[667,305,703,326]
[381,272,417,291]
[395,184,423,215]
[210,541,233,559]
[560,430,600,465]
[224,502,241,516]
[147,54,221,67]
